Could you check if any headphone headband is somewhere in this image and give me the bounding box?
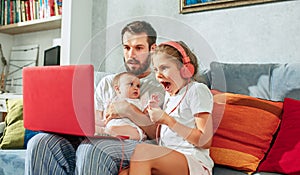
[159,41,190,64]
[159,41,195,79]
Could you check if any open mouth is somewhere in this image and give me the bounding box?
[161,81,171,91]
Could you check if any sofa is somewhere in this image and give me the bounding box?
[207,62,300,175]
[0,61,299,175]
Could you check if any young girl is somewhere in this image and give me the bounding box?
[121,41,214,175]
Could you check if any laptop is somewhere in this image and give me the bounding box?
[23,65,95,136]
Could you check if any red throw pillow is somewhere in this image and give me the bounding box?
[258,98,300,174]
[210,90,283,173]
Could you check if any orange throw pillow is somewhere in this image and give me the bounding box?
[210,90,283,173]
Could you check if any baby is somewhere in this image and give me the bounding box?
[97,72,147,141]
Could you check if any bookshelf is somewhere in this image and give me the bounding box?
[0,15,61,35]
[0,0,62,35]
[0,1,93,66]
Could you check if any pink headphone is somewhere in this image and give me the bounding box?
[159,41,195,79]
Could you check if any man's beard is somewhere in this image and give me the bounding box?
[124,56,151,76]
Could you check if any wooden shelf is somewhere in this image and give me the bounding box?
[0,16,62,35]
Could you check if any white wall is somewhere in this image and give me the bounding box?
[12,29,61,66]
[91,0,300,72]
[0,33,13,62]
[0,29,60,66]
[61,0,93,65]
[2,0,298,72]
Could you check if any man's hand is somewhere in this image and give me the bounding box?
[106,100,158,139]
[105,100,132,123]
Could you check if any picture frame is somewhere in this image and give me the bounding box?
[180,0,285,14]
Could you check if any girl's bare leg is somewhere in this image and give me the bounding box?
[129,143,189,175]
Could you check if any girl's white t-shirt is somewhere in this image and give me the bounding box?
[160,81,214,169]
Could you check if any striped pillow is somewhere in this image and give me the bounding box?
[210,90,283,173]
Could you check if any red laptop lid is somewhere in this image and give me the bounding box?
[23,65,95,136]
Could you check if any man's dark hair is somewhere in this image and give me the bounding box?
[121,21,157,49]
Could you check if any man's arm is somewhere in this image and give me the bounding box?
[95,110,106,134]
[106,125,141,140]
[94,74,116,113]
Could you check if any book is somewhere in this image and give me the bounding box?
[10,0,14,24]
[0,0,2,25]
[56,0,61,15]
[15,0,21,23]
[20,0,25,22]
[29,0,34,20]
[24,0,30,21]
[48,0,54,16]
[6,0,10,24]
[39,0,44,19]
[44,0,48,18]
[35,0,39,19]
[54,0,58,16]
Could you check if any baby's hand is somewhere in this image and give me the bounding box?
[148,94,160,109]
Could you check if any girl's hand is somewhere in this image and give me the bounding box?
[147,106,168,125]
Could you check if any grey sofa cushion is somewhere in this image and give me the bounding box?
[213,165,247,175]
[209,62,279,100]
[213,165,284,175]
[285,88,300,100]
[270,63,300,101]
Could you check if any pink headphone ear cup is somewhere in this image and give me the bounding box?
[180,63,194,79]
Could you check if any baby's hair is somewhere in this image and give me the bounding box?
[152,41,198,78]
[112,72,139,88]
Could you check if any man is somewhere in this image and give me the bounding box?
[26,21,164,175]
